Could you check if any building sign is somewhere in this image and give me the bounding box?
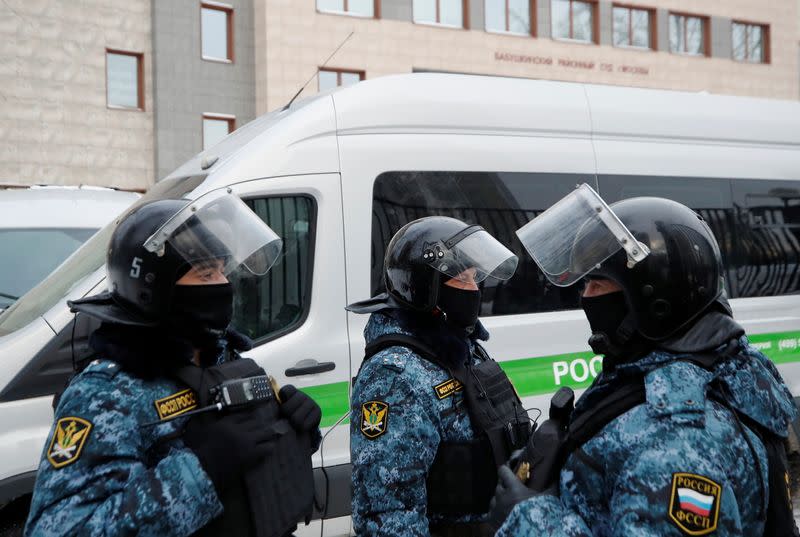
[494,51,650,76]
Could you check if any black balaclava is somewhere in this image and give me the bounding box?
[437,281,482,334]
[580,290,650,368]
[169,282,234,358]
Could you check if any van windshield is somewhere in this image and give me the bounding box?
[0,228,97,309]
[0,175,207,337]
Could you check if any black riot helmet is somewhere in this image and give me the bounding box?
[584,197,724,340]
[69,190,283,326]
[517,184,724,341]
[380,216,518,312]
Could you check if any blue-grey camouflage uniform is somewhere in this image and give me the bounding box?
[497,336,797,537]
[24,358,222,536]
[351,312,489,536]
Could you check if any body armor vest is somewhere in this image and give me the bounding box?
[362,334,531,518]
[175,358,315,537]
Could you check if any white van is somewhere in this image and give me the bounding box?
[0,186,139,311]
[0,73,799,535]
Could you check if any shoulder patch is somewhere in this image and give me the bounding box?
[154,389,198,421]
[668,472,722,535]
[360,400,389,439]
[433,378,463,399]
[47,417,93,469]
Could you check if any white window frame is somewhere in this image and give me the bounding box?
[412,0,466,29]
[316,0,377,18]
[484,0,533,37]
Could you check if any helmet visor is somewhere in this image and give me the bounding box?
[424,226,518,283]
[515,183,648,287]
[143,189,283,276]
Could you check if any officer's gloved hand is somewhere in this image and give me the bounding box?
[279,385,322,433]
[489,465,539,531]
[185,410,276,493]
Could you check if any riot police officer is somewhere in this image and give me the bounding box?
[490,186,799,536]
[347,216,531,537]
[25,191,321,536]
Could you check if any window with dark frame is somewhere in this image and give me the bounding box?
[413,0,467,28]
[106,50,144,110]
[202,113,235,150]
[485,0,533,36]
[598,175,800,299]
[733,21,768,63]
[231,196,316,342]
[371,171,587,316]
[669,12,708,56]
[612,4,654,49]
[551,0,596,43]
[201,2,234,62]
[316,0,377,17]
[318,68,365,92]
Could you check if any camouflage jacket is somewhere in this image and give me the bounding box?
[350,310,489,537]
[496,336,798,537]
[25,335,225,536]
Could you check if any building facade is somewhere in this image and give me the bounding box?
[1,0,798,190]
[1,0,154,191]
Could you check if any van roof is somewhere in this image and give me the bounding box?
[0,187,140,229]
[332,73,800,146]
[176,73,800,190]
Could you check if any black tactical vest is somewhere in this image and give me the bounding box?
[362,334,531,518]
[175,358,315,537]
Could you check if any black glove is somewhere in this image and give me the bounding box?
[488,465,539,531]
[185,410,276,493]
[279,385,322,433]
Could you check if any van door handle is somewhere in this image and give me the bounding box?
[285,359,336,377]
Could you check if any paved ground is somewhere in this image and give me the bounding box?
[791,453,800,525]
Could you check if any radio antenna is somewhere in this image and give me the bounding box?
[282,31,355,111]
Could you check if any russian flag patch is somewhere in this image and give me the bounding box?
[669,473,722,535]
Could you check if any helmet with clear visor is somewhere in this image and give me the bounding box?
[371,216,518,313]
[515,183,649,288]
[70,190,282,327]
[516,184,725,340]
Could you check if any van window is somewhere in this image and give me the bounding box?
[371,171,590,316]
[232,196,315,341]
[598,175,800,300]
[0,174,207,337]
[597,175,738,295]
[0,228,96,309]
[732,180,800,298]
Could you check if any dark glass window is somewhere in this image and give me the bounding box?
[372,171,589,316]
[232,196,315,341]
[731,180,800,297]
[597,175,737,295]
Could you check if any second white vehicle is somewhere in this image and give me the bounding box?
[0,186,139,311]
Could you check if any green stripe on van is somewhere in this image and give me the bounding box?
[747,330,800,364]
[499,350,601,396]
[300,381,350,428]
[303,330,800,428]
